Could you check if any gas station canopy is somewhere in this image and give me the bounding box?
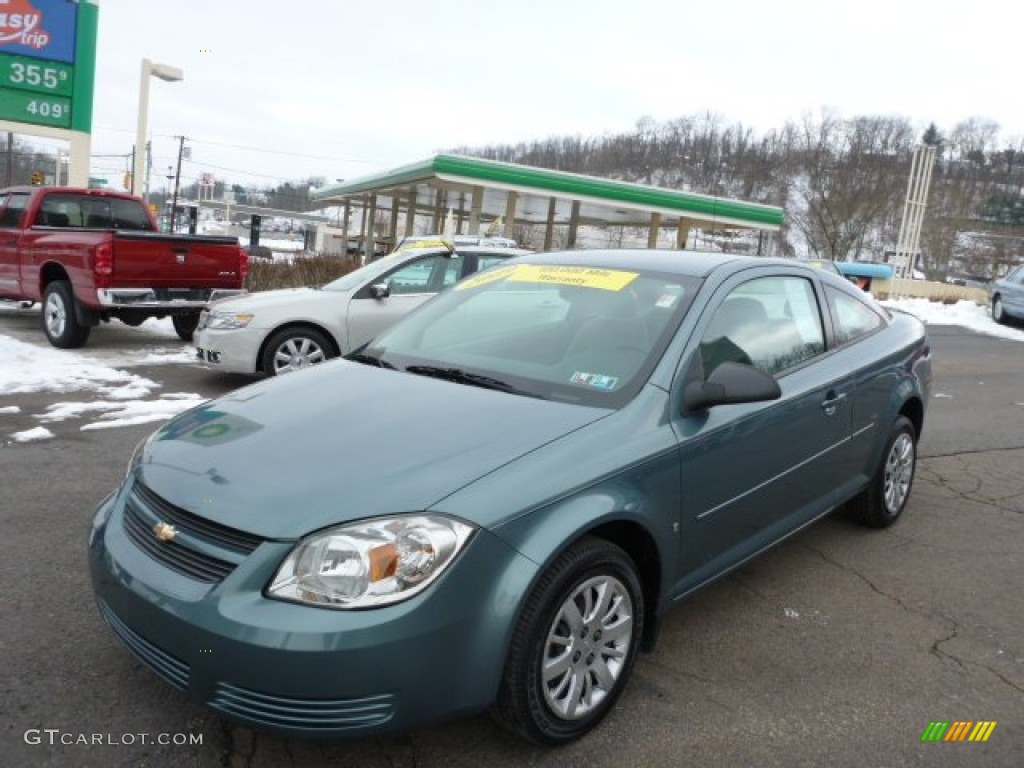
[310,154,783,251]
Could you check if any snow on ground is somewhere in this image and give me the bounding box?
[10,426,55,442]
[0,314,207,442]
[881,298,1024,342]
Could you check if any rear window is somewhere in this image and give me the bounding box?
[34,194,152,230]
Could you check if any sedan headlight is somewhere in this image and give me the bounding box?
[205,311,254,330]
[267,514,475,609]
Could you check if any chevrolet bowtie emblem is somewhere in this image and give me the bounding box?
[153,521,178,542]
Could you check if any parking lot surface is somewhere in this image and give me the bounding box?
[1,317,1021,768]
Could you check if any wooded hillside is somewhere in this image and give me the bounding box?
[455,112,1023,280]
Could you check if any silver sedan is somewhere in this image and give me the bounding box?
[194,244,530,375]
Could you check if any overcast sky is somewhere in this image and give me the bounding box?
[87,0,1022,192]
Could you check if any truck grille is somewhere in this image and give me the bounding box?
[122,480,263,583]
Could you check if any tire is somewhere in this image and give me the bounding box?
[493,537,644,745]
[260,326,335,376]
[991,296,1007,325]
[847,415,917,528]
[172,312,201,341]
[42,281,91,348]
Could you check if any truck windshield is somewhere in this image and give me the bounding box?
[34,194,153,231]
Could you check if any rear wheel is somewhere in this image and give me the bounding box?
[42,281,90,348]
[847,415,917,528]
[493,537,643,745]
[172,312,201,341]
[260,327,335,376]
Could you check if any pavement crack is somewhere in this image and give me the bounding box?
[801,544,921,616]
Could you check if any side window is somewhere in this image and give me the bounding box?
[826,286,884,346]
[700,276,825,377]
[441,257,462,287]
[476,255,509,272]
[384,254,448,295]
[0,192,28,227]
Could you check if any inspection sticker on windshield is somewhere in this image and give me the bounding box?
[570,371,619,390]
[509,265,638,291]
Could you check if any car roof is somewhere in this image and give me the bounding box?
[510,248,774,278]
[395,245,532,258]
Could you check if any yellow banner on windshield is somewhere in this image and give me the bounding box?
[456,264,639,292]
[508,265,638,291]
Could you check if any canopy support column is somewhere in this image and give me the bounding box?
[362,194,377,264]
[647,213,661,248]
[503,191,518,238]
[404,185,417,237]
[543,197,556,250]
[676,219,691,249]
[567,201,580,248]
[386,195,399,247]
[468,185,484,235]
[340,201,350,257]
[431,187,444,232]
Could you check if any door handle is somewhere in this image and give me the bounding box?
[821,391,846,416]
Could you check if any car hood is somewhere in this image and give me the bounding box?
[136,361,609,539]
[208,287,338,313]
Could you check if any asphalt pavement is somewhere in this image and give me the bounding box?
[0,321,1021,768]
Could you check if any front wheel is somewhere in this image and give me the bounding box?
[847,415,917,528]
[42,280,91,348]
[172,312,201,341]
[493,537,644,745]
[991,296,1007,325]
[260,327,336,376]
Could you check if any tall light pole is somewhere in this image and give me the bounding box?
[132,59,183,200]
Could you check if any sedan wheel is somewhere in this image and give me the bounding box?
[494,537,643,745]
[992,297,1006,325]
[261,327,335,376]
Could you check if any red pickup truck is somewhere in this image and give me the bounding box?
[0,186,248,348]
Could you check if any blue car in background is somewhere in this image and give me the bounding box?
[90,250,932,745]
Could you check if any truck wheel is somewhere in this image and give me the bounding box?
[261,327,335,376]
[173,312,201,341]
[493,537,643,745]
[42,281,91,348]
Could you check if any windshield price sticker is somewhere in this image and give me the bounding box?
[509,265,638,291]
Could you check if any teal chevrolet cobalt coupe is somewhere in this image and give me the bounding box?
[90,250,932,745]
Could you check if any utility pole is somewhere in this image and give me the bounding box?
[170,135,186,233]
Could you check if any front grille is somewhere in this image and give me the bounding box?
[210,682,395,730]
[122,481,263,583]
[97,600,190,690]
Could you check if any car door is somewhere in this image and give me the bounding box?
[346,252,458,350]
[1002,266,1024,317]
[669,270,854,596]
[0,192,29,295]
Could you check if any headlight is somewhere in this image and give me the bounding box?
[206,311,254,330]
[125,434,152,479]
[267,514,475,609]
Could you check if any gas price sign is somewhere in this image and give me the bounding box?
[0,51,73,127]
[0,0,96,132]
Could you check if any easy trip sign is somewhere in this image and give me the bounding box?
[0,0,90,130]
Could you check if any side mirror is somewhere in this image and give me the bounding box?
[369,283,390,300]
[682,360,781,415]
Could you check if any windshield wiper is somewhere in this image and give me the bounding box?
[346,351,395,369]
[405,365,533,396]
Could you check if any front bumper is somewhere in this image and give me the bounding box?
[193,326,264,374]
[88,486,536,739]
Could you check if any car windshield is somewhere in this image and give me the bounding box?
[364,263,700,407]
[321,248,443,292]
